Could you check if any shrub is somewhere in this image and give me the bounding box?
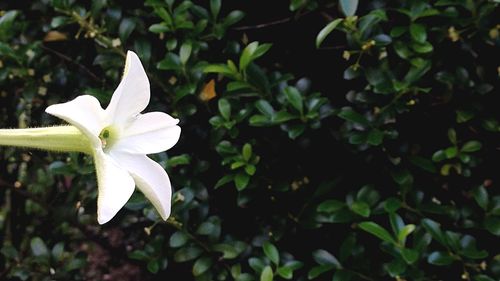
[0,0,499,280]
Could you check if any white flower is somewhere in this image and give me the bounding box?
[45,51,181,224]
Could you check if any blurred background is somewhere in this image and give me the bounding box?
[0,0,499,280]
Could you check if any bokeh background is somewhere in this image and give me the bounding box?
[0,0,499,280]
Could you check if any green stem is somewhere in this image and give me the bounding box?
[0,126,92,154]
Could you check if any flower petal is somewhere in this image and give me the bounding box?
[106,51,150,125]
[112,112,181,154]
[110,152,172,220]
[94,149,135,224]
[45,95,105,147]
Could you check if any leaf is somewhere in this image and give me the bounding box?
[147,260,159,273]
[224,10,245,26]
[384,198,402,212]
[193,256,213,276]
[367,129,384,146]
[119,18,136,42]
[218,98,231,120]
[235,173,250,190]
[263,241,279,265]
[255,100,275,117]
[284,87,303,114]
[350,201,370,217]
[312,249,341,268]
[260,266,273,281]
[169,231,188,248]
[461,141,482,152]
[427,251,455,265]
[242,143,252,161]
[204,64,236,77]
[179,42,192,65]
[397,224,416,244]
[473,185,489,210]
[484,216,500,236]
[317,200,344,213]
[401,248,419,264]
[174,246,203,262]
[316,18,343,48]
[409,23,427,43]
[199,79,217,101]
[421,219,446,246]
[239,41,259,70]
[340,0,359,17]
[210,0,221,19]
[215,174,234,189]
[337,108,369,126]
[30,237,49,257]
[358,222,396,244]
[308,265,335,279]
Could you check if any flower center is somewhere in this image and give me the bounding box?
[98,126,118,151]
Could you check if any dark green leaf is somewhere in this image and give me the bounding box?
[263,241,279,265]
[427,251,455,266]
[358,222,396,244]
[193,256,213,276]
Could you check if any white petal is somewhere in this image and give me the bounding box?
[94,149,135,224]
[45,95,105,147]
[111,152,172,220]
[106,51,150,125]
[112,112,181,154]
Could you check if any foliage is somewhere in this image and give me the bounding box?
[0,0,499,280]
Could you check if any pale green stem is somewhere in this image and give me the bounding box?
[0,126,92,154]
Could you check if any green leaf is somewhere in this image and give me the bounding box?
[409,23,427,43]
[338,108,369,126]
[218,98,231,120]
[204,64,235,76]
[340,0,359,17]
[312,249,341,268]
[473,186,489,210]
[240,41,259,70]
[308,265,335,279]
[277,266,292,279]
[51,243,64,261]
[384,198,402,212]
[461,141,482,152]
[401,248,419,264]
[193,256,213,276]
[147,260,159,273]
[149,23,170,33]
[224,10,245,26]
[260,266,273,281]
[30,237,49,257]
[215,174,234,189]
[242,143,252,161]
[263,241,279,265]
[235,173,250,190]
[210,0,221,19]
[316,18,343,48]
[317,200,344,213]
[174,246,203,262]
[358,222,396,244]
[421,219,446,246]
[179,42,192,65]
[367,129,384,146]
[284,87,303,114]
[484,216,500,236]
[169,232,188,248]
[119,18,136,42]
[350,201,370,217]
[397,224,416,244]
[255,100,275,117]
[427,251,455,265]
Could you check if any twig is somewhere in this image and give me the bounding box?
[233,17,292,31]
[41,45,104,83]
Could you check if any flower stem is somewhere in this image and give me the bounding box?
[0,126,92,154]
